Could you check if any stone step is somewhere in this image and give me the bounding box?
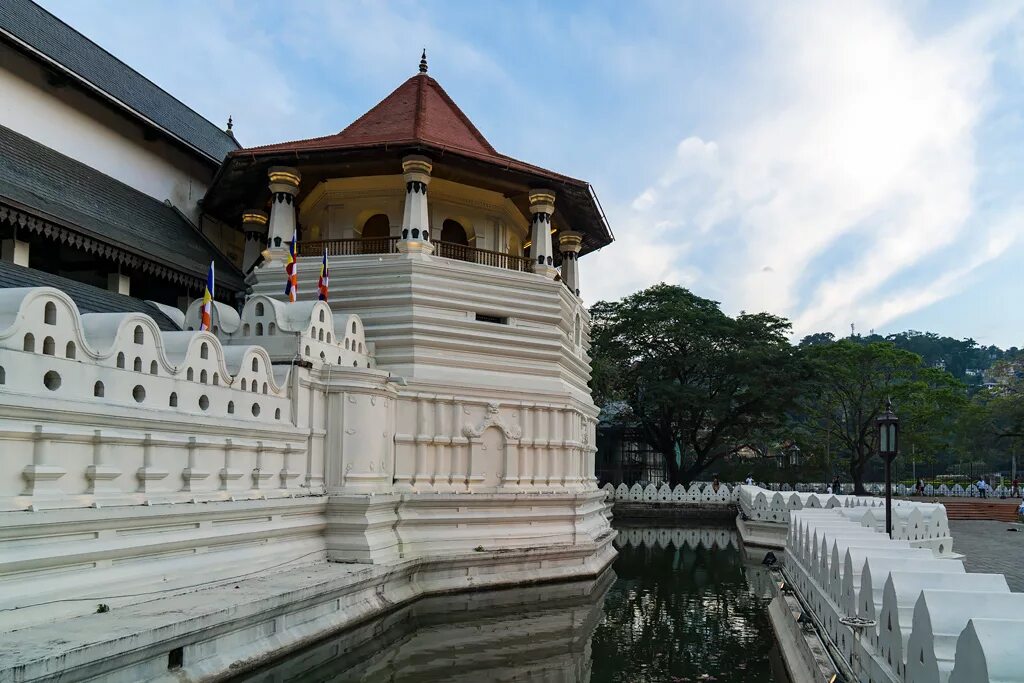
[942,501,1020,522]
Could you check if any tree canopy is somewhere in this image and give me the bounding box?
[590,283,805,486]
[791,340,966,493]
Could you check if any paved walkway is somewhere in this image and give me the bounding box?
[950,520,1024,592]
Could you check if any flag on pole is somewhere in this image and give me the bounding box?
[284,230,298,302]
[317,248,329,301]
[199,261,214,331]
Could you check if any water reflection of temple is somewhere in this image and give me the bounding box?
[235,570,615,683]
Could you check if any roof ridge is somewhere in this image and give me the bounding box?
[413,73,426,139]
[1,0,238,157]
[335,75,418,139]
[422,75,496,155]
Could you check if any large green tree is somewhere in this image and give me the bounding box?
[590,284,804,486]
[791,340,965,493]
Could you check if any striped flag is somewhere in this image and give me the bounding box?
[284,230,298,302]
[199,261,214,331]
[317,248,329,301]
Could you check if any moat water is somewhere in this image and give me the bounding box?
[235,524,785,683]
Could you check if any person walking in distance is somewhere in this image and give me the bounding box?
[976,478,988,499]
[831,476,841,496]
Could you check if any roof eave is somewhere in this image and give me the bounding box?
[0,28,229,167]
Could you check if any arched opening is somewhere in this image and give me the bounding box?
[134,325,144,345]
[44,302,57,325]
[275,408,281,420]
[200,369,208,384]
[440,219,470,261]
[262,382,268,394]
[42,337,55,356]
[241,378,247,391]
[251,358,259,372]
[255,323,263,336]
[213,373,219,385]
[187,367,194,381]
[441,219,468,245]
[116,352,125,368]
[227,401,235,414]
[360,214,391,254]
[0,366,4,384]
[255,302,265,316]
[23,333,35,352]
[132,385,146,403]
[65,341,76,359]
[93,381,104,397]
[150,360,158,375]
[200,342,209,360]
[243,323,250,335]
[268,323,276,336]
[133,357,142,372]
[319,310,325,323]
[169,392,178,407]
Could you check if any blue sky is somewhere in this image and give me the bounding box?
[40,0,1024,347]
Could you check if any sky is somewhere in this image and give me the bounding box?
[38,0,1024,348]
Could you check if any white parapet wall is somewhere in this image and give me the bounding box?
[0,283,615,680]
[749,483,1024,683]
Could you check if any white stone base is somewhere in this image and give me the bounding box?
[1,533,616,682]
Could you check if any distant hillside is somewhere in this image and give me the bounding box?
[798,330,1021,386]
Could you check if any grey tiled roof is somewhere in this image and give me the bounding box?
[0,124,245,292]
[0,261,180,331]
[0,0,239,162]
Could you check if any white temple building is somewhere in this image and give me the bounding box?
[0,2,616,680]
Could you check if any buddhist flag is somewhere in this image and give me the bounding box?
[317,248,329,301]
[199,261,214,331]
[284,230,298,302]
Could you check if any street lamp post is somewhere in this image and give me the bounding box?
[877,398,900,538]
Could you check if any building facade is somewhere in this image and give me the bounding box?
[0,4,615,680]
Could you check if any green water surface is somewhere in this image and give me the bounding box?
[235,524,784,683]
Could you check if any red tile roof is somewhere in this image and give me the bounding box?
[232,74,587,187]
[238,74,496,156]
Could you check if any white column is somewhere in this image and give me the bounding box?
[241,210,269,272]
[397,155,434,255]
[529,189,557,278]
[2,238,29,267]
[266,167,301,261]
[558,230,583,296]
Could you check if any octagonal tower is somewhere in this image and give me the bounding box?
[202,56,615,565]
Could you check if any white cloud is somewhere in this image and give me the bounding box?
[609,0,1022,337]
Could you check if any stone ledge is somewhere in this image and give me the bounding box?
[0,533,617,683]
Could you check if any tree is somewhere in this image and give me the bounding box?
[589,284,804,486]
[958,359,1024,478]
[792,340,965,494]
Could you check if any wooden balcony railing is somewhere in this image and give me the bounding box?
[432,241,532,272]
[299,237,399,257]
[297,237,532,273]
